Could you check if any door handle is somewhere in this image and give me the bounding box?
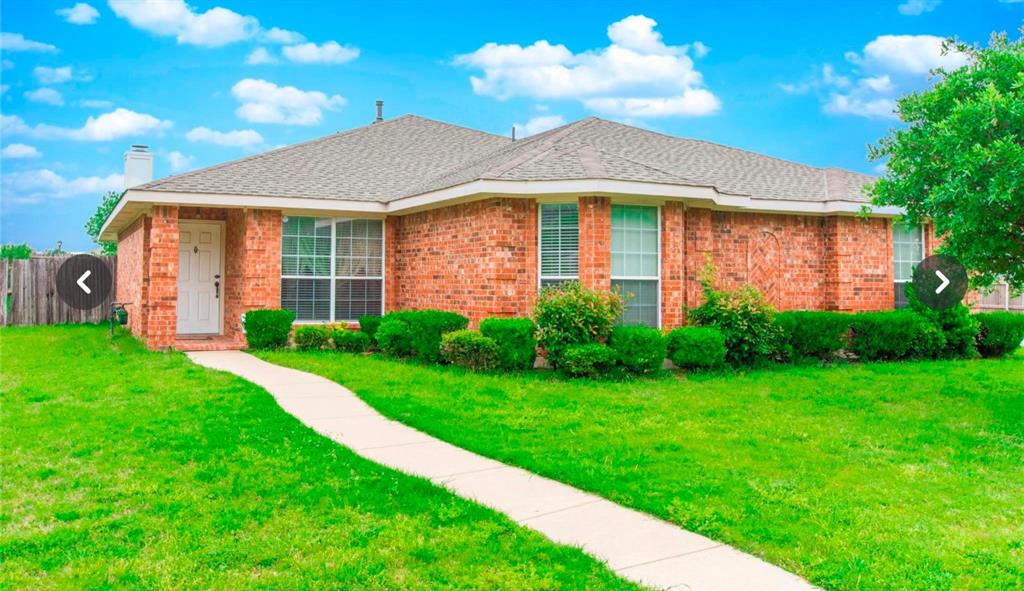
[214,274,220,299]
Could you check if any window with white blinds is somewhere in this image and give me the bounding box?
[539,203,579,288]
[893,222,924,308]
[281,216,384,321]
[611,204,660,327]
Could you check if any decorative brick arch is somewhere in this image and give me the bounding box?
[748,231,782,305]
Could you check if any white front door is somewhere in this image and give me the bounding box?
[177,222,222,334]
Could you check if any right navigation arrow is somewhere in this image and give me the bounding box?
[934,270,950,294]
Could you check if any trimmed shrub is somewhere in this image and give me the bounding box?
[610,326,665,375]
[665,326,727,370]
[976,312,1024,358]
[358,315,383,344]
[849,311,938,361]
[688,266,783,366]
[293,325,330,351]
[906,283,979,358]
[242,309,295,349]
[376,309,469,363]
[333,329,371,353]
[558,343,618,378]
[534,281,623,368]
[776,311,852,361]
[441,330,499,371]
[479,317,537,371]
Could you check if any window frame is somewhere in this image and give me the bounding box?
[537,202,580,289]
[280,215,386,324]
[892,222,925,309]
[610,203,661,328]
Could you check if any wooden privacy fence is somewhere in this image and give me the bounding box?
[0,256,117,326]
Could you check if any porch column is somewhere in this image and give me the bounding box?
[146,205,179,349]
[578,196,611,290]
[661,201,685,328]
[224,209,282,342]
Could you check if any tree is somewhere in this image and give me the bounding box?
[868,30,1024,291]
[1,243,33,261]
[84,190,123,255]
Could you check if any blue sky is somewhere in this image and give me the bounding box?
[1,0,1020,251]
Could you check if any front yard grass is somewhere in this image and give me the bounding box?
[0,325,640,590]
[259,348,1024,591]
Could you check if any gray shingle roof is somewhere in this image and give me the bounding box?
[138,114,876,204]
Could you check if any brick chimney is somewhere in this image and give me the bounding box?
[124,144,153,189]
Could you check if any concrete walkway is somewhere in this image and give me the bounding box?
[188,350,816,591]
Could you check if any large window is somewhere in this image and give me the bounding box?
[611,204,659,327]
[281,216,384,322]
[539,203,578,288]
[893,222,924,308]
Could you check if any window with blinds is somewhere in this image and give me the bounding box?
[281,216,384,322]
[611,204,659,327]
[539,203,579,288]
[893,222,924,308]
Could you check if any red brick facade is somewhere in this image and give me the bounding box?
[578,196,612,291]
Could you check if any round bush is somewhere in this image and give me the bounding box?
[293,325,330,351]
[376,318,415,359]
[976,312,1024,358]
[333,329,371,353]
[558,343,618,378]
[609,326,665,375]
[665,326,726,370]
[479,317,537,370]
[358,315,383,345]
[440,330,499,371]
[376,309,469,362]
[534,282,623,368]
[242,308,295,349]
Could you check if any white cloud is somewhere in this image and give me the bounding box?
[57,3,101,25]
[898,0,940,15]
[167,150,194,172]
[185,126,263,147]
[245,47,277,65]
[853,34,969,74]
[860,74,894,93]
[2,108,172,141]
[1,143,42,159]
[25,88,65,106]
[108,0,258,47]
[0,32,58,53]
[263,27,304,44]
[514,115,565,137]
[282,41,359,64]
[1,169,122,204]
[454,15,718,118]
[231,78,345,125]
[80,99,114,108]
[33,66,73,84]
[824,95,897,118]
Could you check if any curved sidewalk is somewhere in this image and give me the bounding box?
[188,350,816,591]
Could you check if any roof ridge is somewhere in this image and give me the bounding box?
[591,146,705,186]
[483,119,594,179]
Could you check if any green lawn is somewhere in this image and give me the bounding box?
[259,347,1024,591]
[0,325,641,590]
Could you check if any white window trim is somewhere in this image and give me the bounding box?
[537,202,579,289]
[281,216,386,323]
[611,203,662,328]
[893,223,926,284]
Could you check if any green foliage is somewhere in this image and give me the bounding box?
[1,243,33,261]
[479,317,537,371]
[441,330,499,372]
[664,326,727,370]
[905,283,979,358]
[868,33,1024,291]
[558,343,618,378]
[376,309,469,363]
[332,329,372,353]
[849,311,939,361]
[358,315,383,344]
[975,312,1024,357]
[292,325,330,351]
[776,311,852,361]
[609,326,665,375]
[242,309,295,350]
[688,265,783,366]
[84,190,122,256]
[534,281,623,368]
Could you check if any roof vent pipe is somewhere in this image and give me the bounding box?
[375,100,383,123]
[512,125,516,141]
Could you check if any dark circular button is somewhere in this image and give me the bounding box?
[56,254,113,310]
[911,254,968,310]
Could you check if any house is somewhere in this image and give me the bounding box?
[99,112,936,351]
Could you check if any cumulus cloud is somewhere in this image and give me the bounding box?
[514,115,566,137]
[231,78,345,125]
[0,32,58,53]
[282,41,359,64]
[185,126,264,147]
[33,65,81,84]
[25,88,65,106]
[167,150,195,172]
[245,47,277,65]
[108,0,258,47]
[80,99,114,108]
[455,14,718,118]
[57,3,101,24]
[851,34,970,74]
[898,0,940,15]
[262,27,304,44]
[2,108,171,141]
[2,169,122,204]
[1,143,42,159]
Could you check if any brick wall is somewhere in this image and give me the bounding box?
[225,209,282,340]
[578,196,611,290]
[115,215,150,339]
[661,201,686,327]
[147,205,179,349]
[389,197,537,325]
